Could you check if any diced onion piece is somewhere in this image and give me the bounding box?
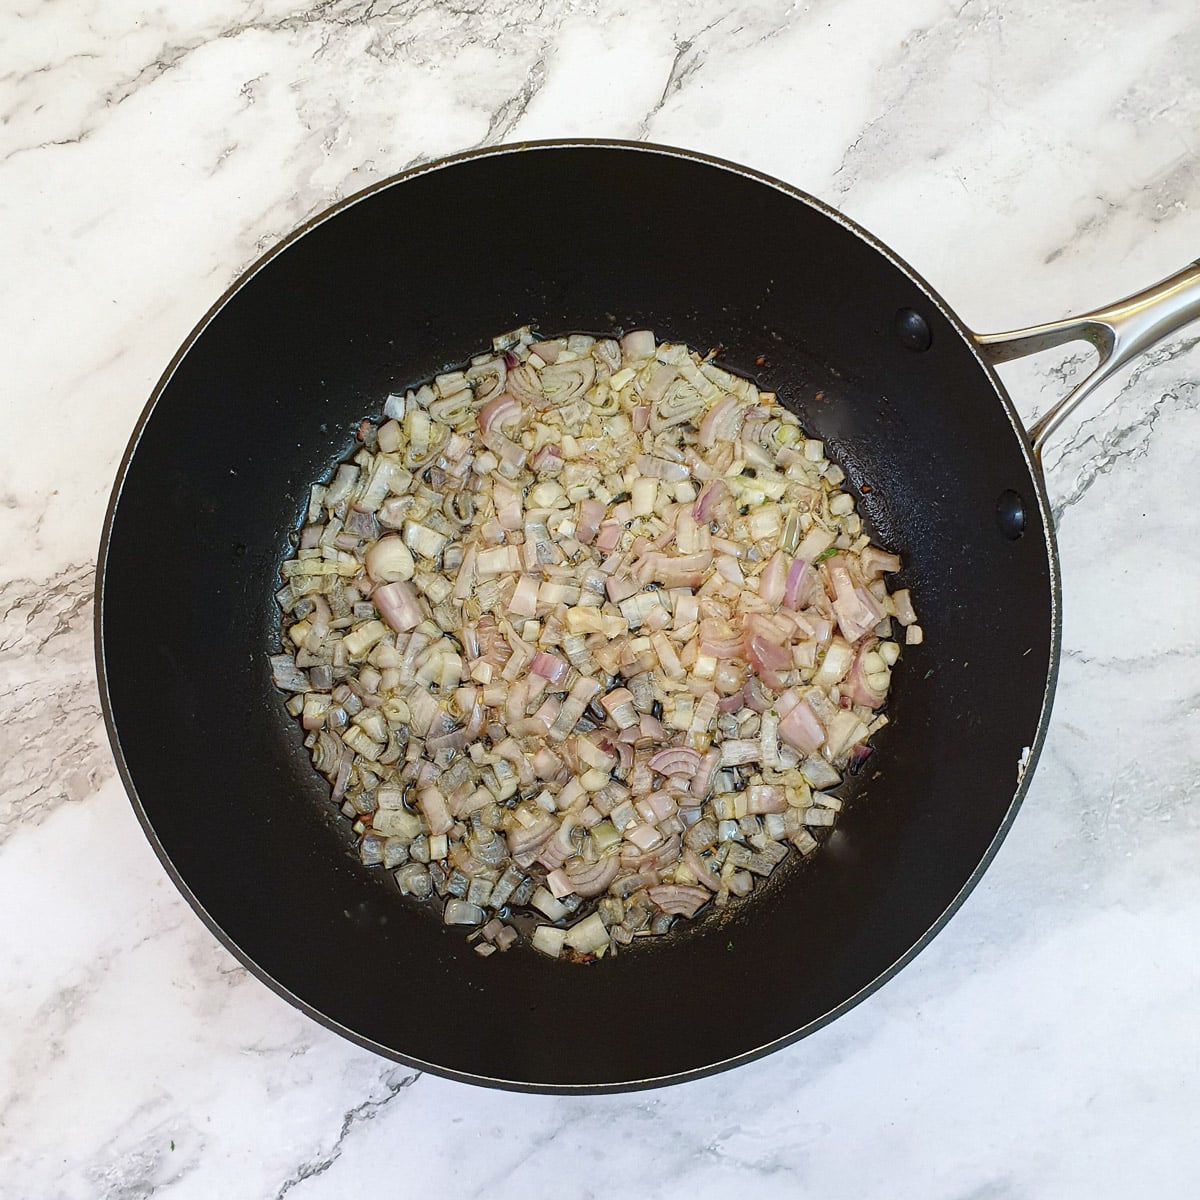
[600,688,640,730]
[631,476,658,516]
[800,756,841,789]
[747,785,787,814]
[343,620,387,658]
[417,787,453,835]
[796,525,835,561]
[373,581,423,632]
[563,912,610,955]
[720,739,760,767]
[620,329,655,364]
[699,395,742,449]
[783,557,809,609]
[861,546,902,577]
[532,925,567,957]
[508,574,540,618]
[626,824,664,851]
[531,886,570,921]
[777,697,825,755]
[635,454,691,482]
[758,551,787,605]
[650,632,685,681]
[812,637,855,688]
[404,521,448,560]
[270,655,308,693]
[530,651,571,685]
[893,589,918,626]
[444,899,485,925]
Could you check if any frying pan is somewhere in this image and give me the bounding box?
[96,141,1200,1092]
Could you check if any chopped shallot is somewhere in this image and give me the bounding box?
[273,328,918,963]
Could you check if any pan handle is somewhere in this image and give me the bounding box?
[972,260,1200,459]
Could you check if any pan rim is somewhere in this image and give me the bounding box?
[94,137,1062,1093]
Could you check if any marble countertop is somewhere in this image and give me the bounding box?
[4,1,1200,1195]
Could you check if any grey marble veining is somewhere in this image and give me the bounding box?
[0,565,109,843]
[3,1,1200,1196]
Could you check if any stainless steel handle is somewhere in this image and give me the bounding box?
[972,260,1200,459]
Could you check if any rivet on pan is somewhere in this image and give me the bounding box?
[996,490,1026,540]
[894,308,932,352]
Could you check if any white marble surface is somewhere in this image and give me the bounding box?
[3,1,1200,1195]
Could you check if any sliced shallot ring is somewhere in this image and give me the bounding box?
[646,884,710,918]
[646,746,702,778]
[564,855,622,898]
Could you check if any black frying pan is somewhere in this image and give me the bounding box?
[96,141,1200,1092]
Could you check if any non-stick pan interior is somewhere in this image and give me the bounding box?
[99,144,1056,1090]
